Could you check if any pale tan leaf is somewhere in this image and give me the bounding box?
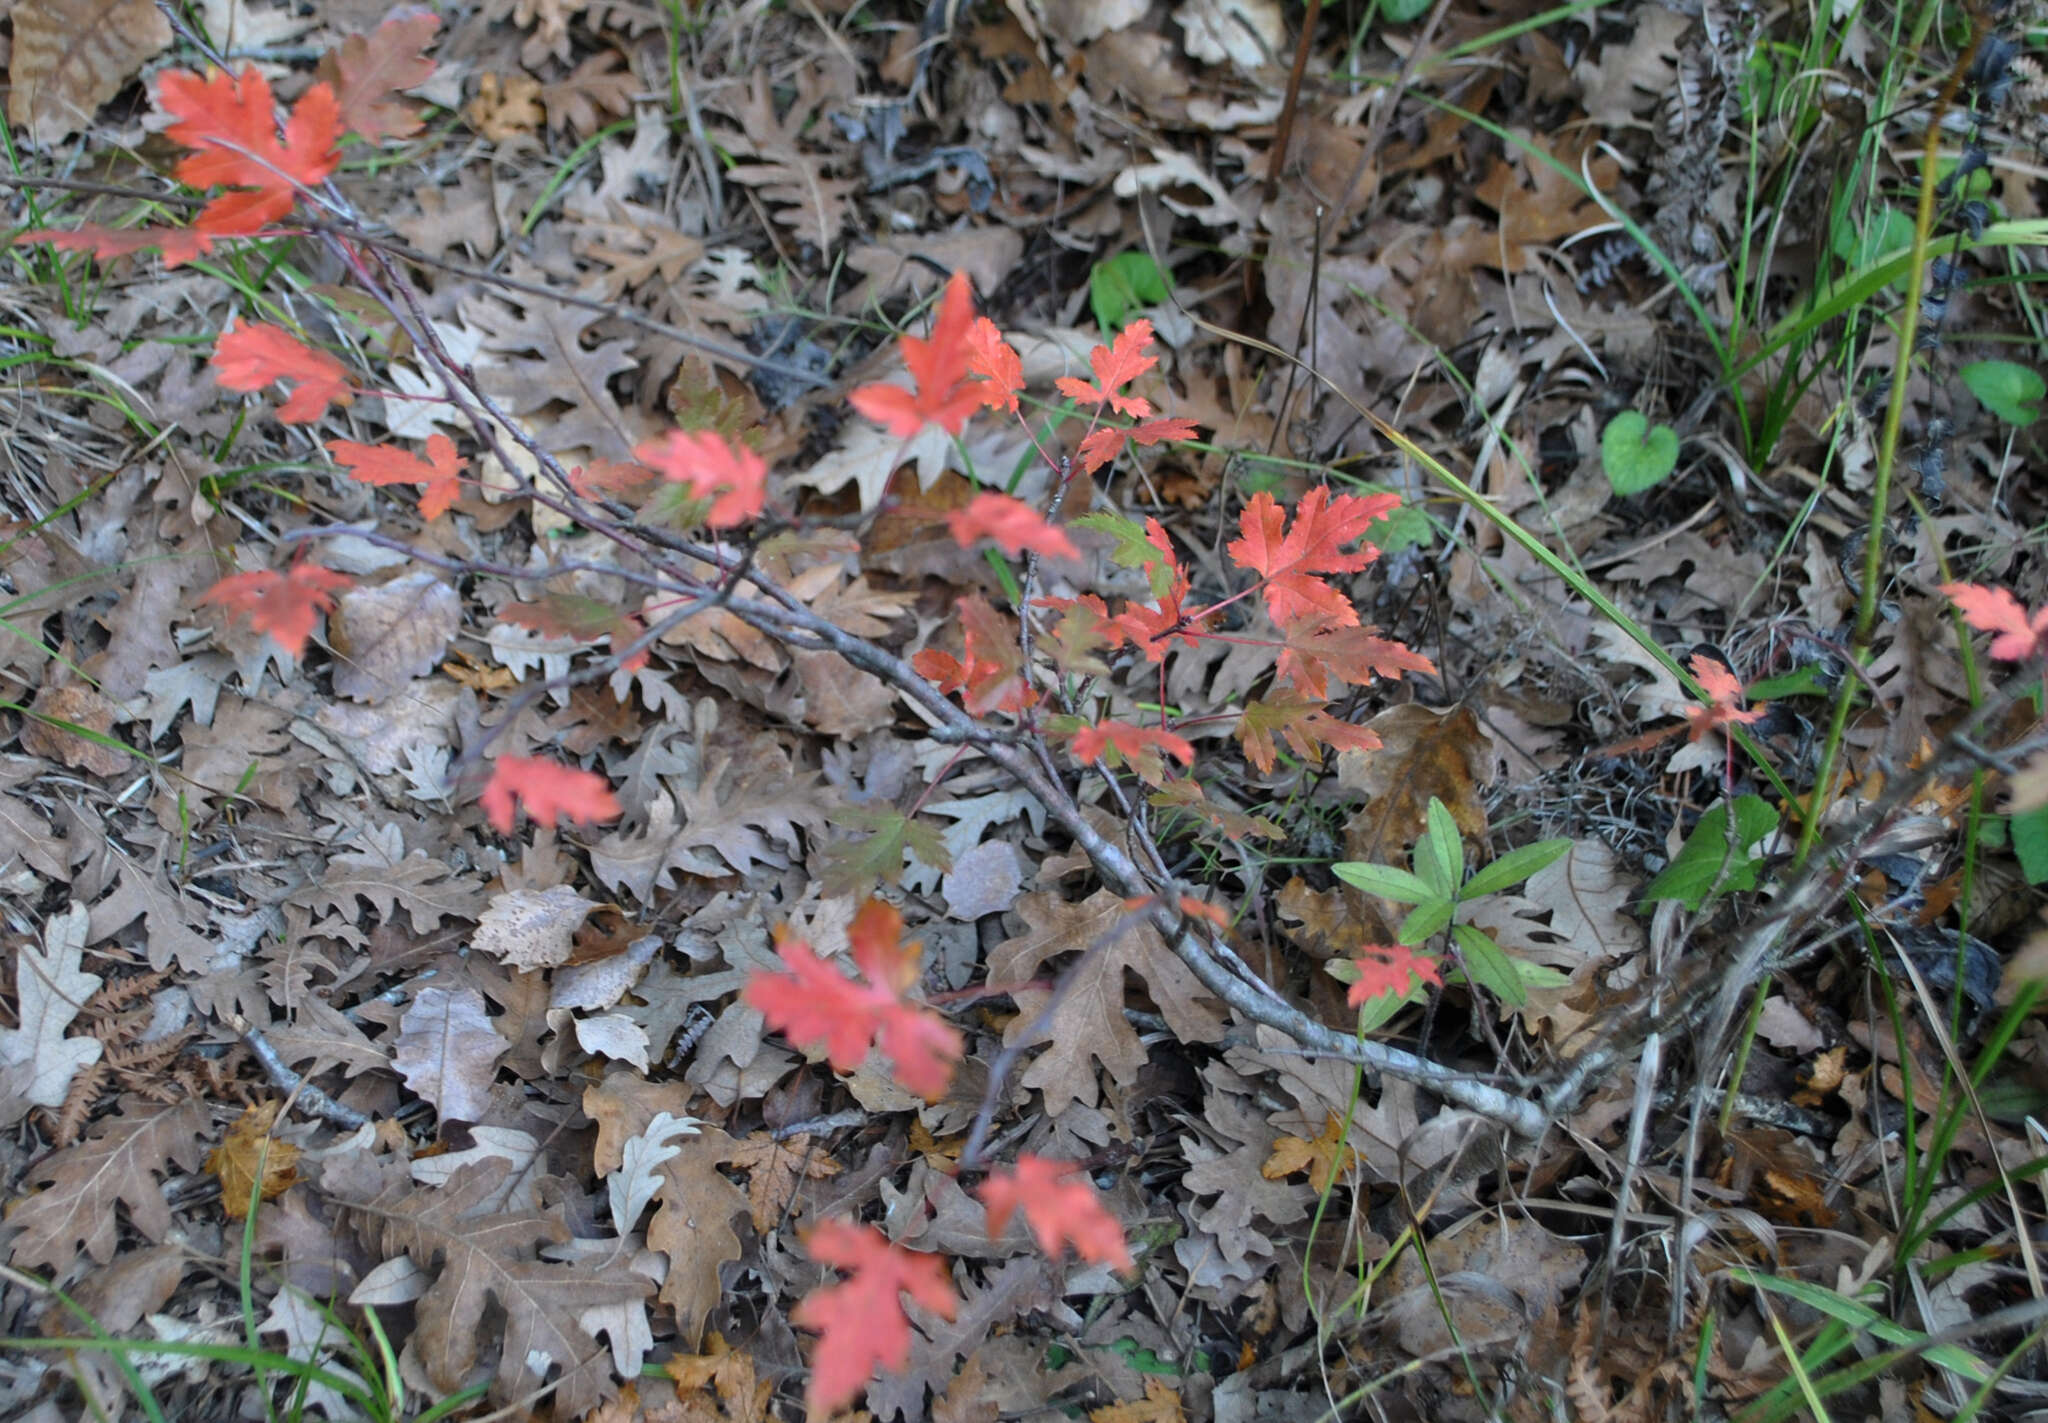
[0,905,101,1117]
[472,884,597,971]
[7,0,172,146]
[392,986,506,1123]
[328,571,463,703]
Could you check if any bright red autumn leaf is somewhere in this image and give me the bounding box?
[848,269,986,437]
[158,68,341,232]
[1347,944,1442,1006]
[1066,719,1195,783]
[1076,414,1200,475]
[945,493,1078,559]
[478,755,622,833]
[792,1220,958,1419]
[1226,488,1400,630]
[978,1156,1134,1271]
[1056,319,1160,419]
[966,316,1023,415]
[912,594,1034,716]
[321,12,440,143]
[14,223,216,268]
[199,563,353,660]
[327,434,466,520]
[1683,652,1765,741]
[745,899,963,1099]
[633,429,768,528]
[211,322,353,423]
[1941,582,2048,663]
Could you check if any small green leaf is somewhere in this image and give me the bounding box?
[1452,924,1526,1005]
[1641,796,1780,909]
[1961,360,2045,426]
[1332,861,1434,903]
[1422,797,1463,893]
[1460,837,1572,900]
[1745,664,1831,700]
[1381,0,1432,21]
[1601,410,1680,495]
[1089,251,1171,334]
[818,805,950,896]
[1399,899,1454,945]
[2011,801,2048,885]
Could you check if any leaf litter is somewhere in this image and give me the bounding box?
[1,0,2047,1419]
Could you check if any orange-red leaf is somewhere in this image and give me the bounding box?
[792,1221,958,1418]
[913,594,1033,715]
[1942,582,2048,662]
[848,269,985,436]
[1227,488,1399,630]
[1064,718,1194,786]
[966,316,1023,415]
[744,900,963,1098]
[945,493,1077,559]
[633,429,767,528]
[327,434,465,519]
[159,67,340,231]
[1055,319,1159,418]
[1237,693,1384,775]
[478,755,622,833]
[212,322,353,423]
[14,223,217,268]
[1347,944,1442,1006]
[198,563,353,659]
[1275,619,1437,700]
[1682,652,1765,741]
[977,1156,1133,1270]
[1076,414,1199,475]
[320,12,439,142]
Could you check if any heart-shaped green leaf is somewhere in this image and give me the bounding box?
[1602,410,1680,494]
[1961,360,2045,426]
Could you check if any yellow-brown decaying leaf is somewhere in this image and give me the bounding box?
[720,1131,841,1232]
[1337,703,1492,868]
[207,1102,300,1218]
[7,0,172,146]
[1088,1377,1187,1423]
[1260,1113,1361,1194]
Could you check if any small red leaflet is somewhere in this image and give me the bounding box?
[1228,488,1399,630]
[1941,582,2048,663]
[327,435,465,520]
[212,322,353,423]
[1056,319,1161,418]
[849,269,986,437]
[633,429,768,528]
[1683,652,1765,741]
[744,899,963,1099]
[1347,944,1442,1006]
[478,755,622,833]
[792,1221,958,1419]
[977,1155,1133,1271]
[912,594,1035,715]
[199,563,353,660]
[966,316,1023,415]
[1076,415,1201,475]
[1065,719,1195,785]
[945,493,1077,560]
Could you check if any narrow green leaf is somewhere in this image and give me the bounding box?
[1399,899,1454,945]
[1422,797,1463,892]
[1332,861,1434,903]
[1460,836,1572,899]
[1452,924,1526,1005]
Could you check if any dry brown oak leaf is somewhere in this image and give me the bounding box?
[7,0,171,146]
[987,889,1225,1117]
[332,1157,648,1417]
[6,1096,208,1273]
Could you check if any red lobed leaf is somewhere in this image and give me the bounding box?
[1275,618,1437,700]
[1346,944,1442,1006]
[1227,488,1400,630]
[965,316,1023,415]
[198,563,353,659]
[945,493,1078,560]
[1941,582,2048,663]
[633,429,768,528]
[159,67,340,232]
[792,1221,958,1418]
[848,270,986,437]
[913,594,1034,715]
[211,322,353,423]
[1076,414,1200,475]
[977,1155,1133,1270]
[327,434,465,519]
[320,12,440,143]
[1065,718,1195,786]
[14,223,217,267]
[1237,693,1384,775]
[1055,319,1160,418]
[478,755,622,833]
[744,900,963,1099]
[1682,652,1765,742]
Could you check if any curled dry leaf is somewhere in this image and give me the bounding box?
[207,1101,301,1218]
